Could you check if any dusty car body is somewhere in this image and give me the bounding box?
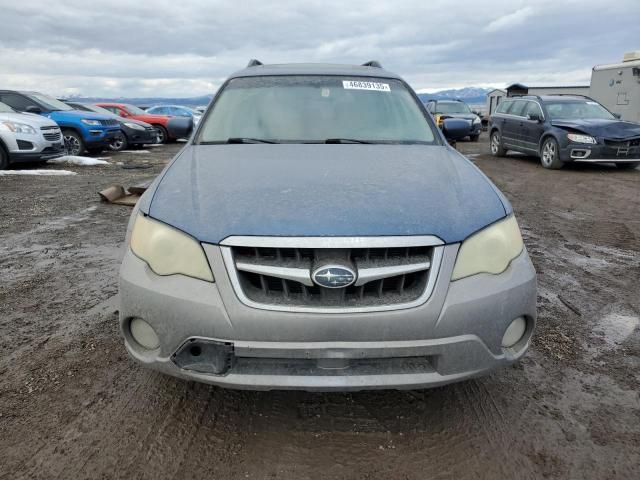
[0,101,65,169]
[119,61,537,391]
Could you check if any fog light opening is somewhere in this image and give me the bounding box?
[502,317,527,349]
[129,318,160,350]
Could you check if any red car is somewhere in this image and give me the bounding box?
[95,102,192,144]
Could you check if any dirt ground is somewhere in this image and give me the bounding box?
[1,136,638,480]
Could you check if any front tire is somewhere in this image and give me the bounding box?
[540,137,564,169]
[490,131,506,157]
[109,132,128,152]
[63,130,85,156]
[0,145,8,170]
[153,125,168,144]
[615,162,639,170]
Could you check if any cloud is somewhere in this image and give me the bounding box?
[0,0,638,97]
[484,7,535,33]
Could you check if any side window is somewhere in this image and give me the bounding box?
[425,102,434,113]
[0,93,38,112]
[524,102,543,119]
[153,106,168,114]
[508,100,528,117]
[102,106,118,114]
[495,100,512,114]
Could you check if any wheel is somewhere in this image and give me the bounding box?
[153,125,168,144]
[615,162,639,170]
[109,132,128,152]
[63,130,85,156]
[540,137,564,169]
[490,130,506,157]
[470,134,480,142]
[0,144,8,170]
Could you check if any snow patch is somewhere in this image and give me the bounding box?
[0,169,77,176]
[120,150,151,154]
[48,156,111,166]
[595,313,639,347]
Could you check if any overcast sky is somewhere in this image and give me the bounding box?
[0,0,638,98]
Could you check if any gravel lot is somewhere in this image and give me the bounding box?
[1,136,638,479]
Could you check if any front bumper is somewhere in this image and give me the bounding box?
[561,142,640,163]
[84,127,120,148]
[8,140,65,163]
[119,246,537,391]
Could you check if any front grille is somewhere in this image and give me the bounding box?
[99,119,119,126]
[221,238,443,312]
[603,138,640,147]
[40,126,61,141]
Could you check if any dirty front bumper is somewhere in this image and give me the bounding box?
[119,245,537,391]
[561,141,640,163]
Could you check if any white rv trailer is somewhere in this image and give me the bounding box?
[590,51,640,123]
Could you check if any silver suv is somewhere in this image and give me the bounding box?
[0,101,65,169]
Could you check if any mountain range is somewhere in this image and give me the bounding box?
[66,87,493,108]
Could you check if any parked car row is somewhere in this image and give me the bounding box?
[0,90,197,167]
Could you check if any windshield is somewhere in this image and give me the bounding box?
[198,76,436,144]
[436,102,471,114]
[124,104,147,115]
[30,93,73,111]
[546,100,615,120]
[0,102,14,113]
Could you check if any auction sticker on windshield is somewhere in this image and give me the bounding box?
[342,80,390,91]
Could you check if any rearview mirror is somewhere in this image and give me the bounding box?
[25,105,42,114]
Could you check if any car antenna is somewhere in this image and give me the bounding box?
[362,60,382,68]
[247,59,263,67]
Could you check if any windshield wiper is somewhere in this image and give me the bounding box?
[324,138,373,144]
[226,137,277,144]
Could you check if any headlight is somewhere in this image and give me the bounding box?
[451,216,524,281]
[81,119,101,126]
[0,121,37,135]
[473,116,481,125]
[567,133,596,144]
[130,214,214,282]
[124,122,145,130]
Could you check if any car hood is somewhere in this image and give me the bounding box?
[551,119,640,140]
[147,144,508,244]
[438,113,476,121]
[0,111,60,127]
[46,109,113,121]
[119,117,152,128]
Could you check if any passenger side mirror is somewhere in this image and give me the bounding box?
[25,105,42,114]
[613,113,621,119]
[441,118,471,142]
[120,110,129,117]
[527,113,542,122]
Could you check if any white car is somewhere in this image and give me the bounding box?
[0,101,65,169]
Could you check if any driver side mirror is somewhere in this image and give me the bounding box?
[25,105,42,114]
[527,113,542,122]
[613,113,621,119]
[120,110,129,117]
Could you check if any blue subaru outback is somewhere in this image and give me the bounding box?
[0,90,120,155]
[118,61,537,391]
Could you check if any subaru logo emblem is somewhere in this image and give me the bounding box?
[312,265,356,289]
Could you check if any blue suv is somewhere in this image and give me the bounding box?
[0,90,120,155]
[489,95,640,170]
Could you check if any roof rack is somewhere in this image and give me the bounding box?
[362,60,382,68]
[547,93,595,100]
[246,59,263,68]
